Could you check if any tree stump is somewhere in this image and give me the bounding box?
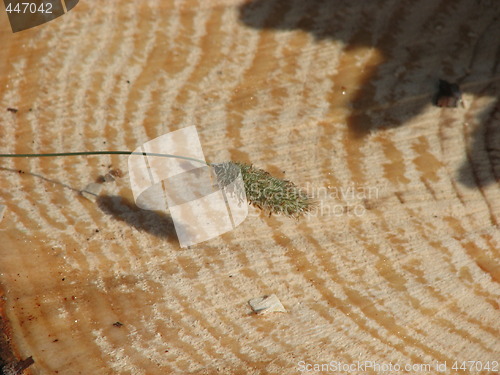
[0,0,499,374]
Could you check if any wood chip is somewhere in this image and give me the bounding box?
[108,168,123,178]
[103,173,115,182]
[80,183,103,201]
[248,294,286,314]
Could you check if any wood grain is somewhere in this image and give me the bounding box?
[0,0,499,374]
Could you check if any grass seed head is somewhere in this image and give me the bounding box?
[212,161,314,218]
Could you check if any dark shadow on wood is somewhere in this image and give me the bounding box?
[239,0,500,186]
[458,91,500,188]
[96,195,180,241]
[239,0,499,135]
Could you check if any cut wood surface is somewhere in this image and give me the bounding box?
[0,0,499,374]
